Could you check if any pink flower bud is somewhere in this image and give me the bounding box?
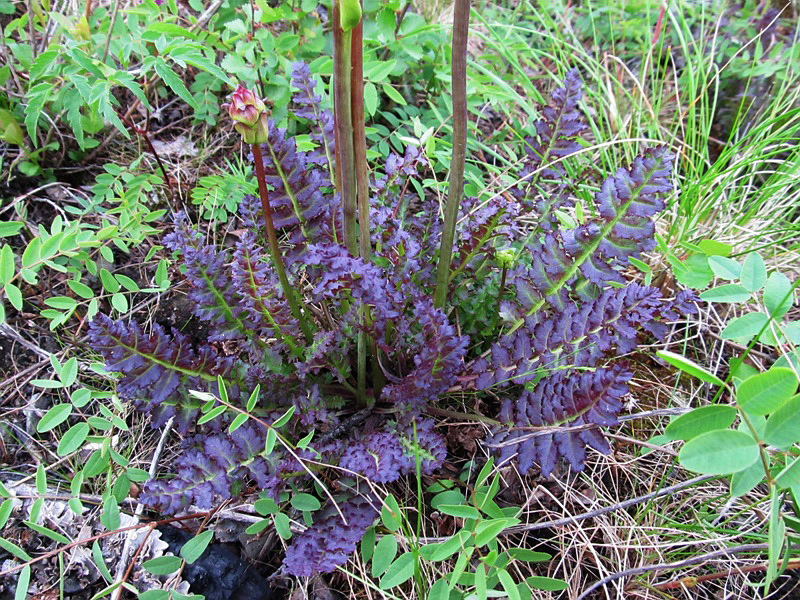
[227,84,269,144]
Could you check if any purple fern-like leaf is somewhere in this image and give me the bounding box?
[283,494,378,576]
[490,365,631,475]
[88,314,233,432]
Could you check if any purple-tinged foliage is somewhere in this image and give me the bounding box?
[382,299,468,415]
[163,216,245,342]
[141,424,284,513]
[246,119,340,264]
[89,63,697,575]
[289,61,335,167]
[471,284,696,391]
[489,365,631,476]
[304,243,403,336]
[453,194,521,272]
[88,314,233,432]
[568,146,672,286]
[283,494,378,576]
[230,231,302,355]
[340,418,446,481]
[516,68,588,199]
[340,431,411,482]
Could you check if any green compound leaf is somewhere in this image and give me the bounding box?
[699,283,752,303]
[721,312,769,341]
[664,405,737,441]
[371,535,398,578]
[679,430,760,475]
[764,395,800,449]
[740,252,767,293]
[379,552,415,590]
[737,368,798,416]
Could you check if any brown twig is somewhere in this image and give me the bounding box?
[653,557,800,591]
[576,543,771,599]
[0,512,217,578]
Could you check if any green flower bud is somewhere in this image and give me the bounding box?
[496,249,515,269]
[339,0,362,32]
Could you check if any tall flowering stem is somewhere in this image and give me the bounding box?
[251,144,313,342]
[227,85,313,342]
[333,0,359,256]
[434,0,470,308]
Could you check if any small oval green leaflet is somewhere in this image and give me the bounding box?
[14,565,30,600]
[273,512,292,539]
[730,461,764,497]
[764,395,800,449]
[679,430,760,475]
[775,456,800,490]
[180,530,213,564]
[473,518,518,547]
[371,535,398,577]
[379,551,415,590]
[763,272,795,319]
[699,283,752,303]
[739,252,767,293]
[290,493,321,512]
[664,405,737,441]
[656,350,725,387]
[708,255,741,280]
[57,422,90,455]
[381,493,402,532]
[507,548,551,562]
[36,403,72,432]
[721,312,768,340]
[526,575,569,591]
[142,555,183,575]
[737,368,798,416]
[438,504,481,519]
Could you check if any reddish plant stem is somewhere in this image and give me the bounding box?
[332,0,357,256]
[132,123,175,203]
[251,143,313,342]
[433,0,469,308]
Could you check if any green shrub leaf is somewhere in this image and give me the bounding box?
[737,368,798,416]
[379,552,415,590]
[664,405,737,441]
[679,430,760,474]
[740,253,767,292]
[764,395,800,449]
